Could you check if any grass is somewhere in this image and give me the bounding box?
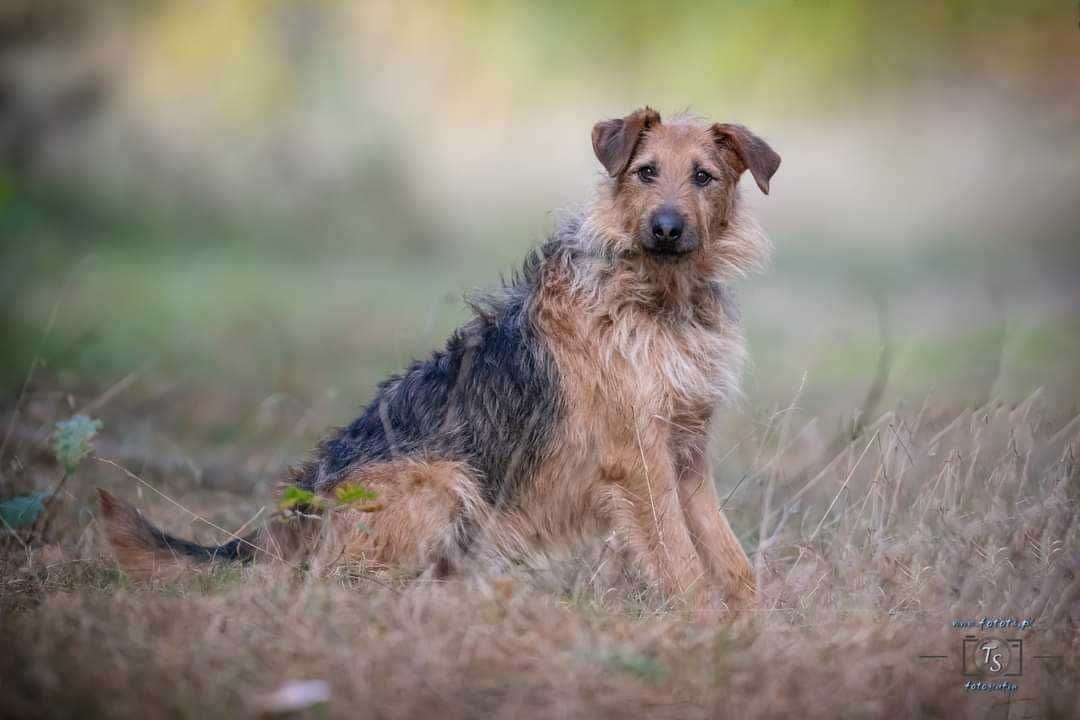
[1,382,1076,718]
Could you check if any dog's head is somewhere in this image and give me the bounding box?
[590,108,779,266]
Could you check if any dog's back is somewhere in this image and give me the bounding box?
[294,240,565,507]
[100,108,779,609]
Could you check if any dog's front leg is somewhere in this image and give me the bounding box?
[604,441,707,606]
[678,447,757,609]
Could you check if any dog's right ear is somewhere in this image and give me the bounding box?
[592,107,661,177]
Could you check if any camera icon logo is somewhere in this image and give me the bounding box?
[962,636,1023,676]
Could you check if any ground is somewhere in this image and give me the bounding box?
[2,366,1077,718]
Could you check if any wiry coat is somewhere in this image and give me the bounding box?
[295,244,564,510]
[98,108,779,610]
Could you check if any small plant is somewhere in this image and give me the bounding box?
[600,650,670,684]
[276,482,379,515]
[0,415,102,536]
[278,486,325,511]
[0,491,49,530]
[51,415,103,474]
[334,482,378,506]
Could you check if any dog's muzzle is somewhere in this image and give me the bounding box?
[642,208,698,257]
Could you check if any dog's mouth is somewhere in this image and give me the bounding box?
[639,239,700,263]
[642,245,694,261]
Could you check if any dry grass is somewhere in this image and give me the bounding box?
[1,390,1078,719]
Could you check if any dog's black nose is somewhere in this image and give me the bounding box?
[651,210,684,243]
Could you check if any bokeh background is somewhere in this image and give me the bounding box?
[2,0,1079,466]
[2,7,1079,716]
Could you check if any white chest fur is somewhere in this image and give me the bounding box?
[599,311,745,417]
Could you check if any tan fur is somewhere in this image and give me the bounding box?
[333,459,490,573]
[99,109,775,611]
[97,489,198,582]
[482,113,772,608]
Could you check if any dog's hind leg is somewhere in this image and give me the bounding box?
[328,459,489,577]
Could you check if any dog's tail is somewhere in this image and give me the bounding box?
[97,488,258,580]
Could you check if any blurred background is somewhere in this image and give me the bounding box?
[2,0,1078,476]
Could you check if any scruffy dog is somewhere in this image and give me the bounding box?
[100,107,780,609]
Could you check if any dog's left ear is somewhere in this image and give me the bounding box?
[592,107,662,177]
[711,123,781,195]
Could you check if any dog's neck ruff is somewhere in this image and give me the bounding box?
[542,207,767,410]
[562,202,769,323]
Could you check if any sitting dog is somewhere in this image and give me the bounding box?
[100,107,780,609]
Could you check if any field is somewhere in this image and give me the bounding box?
[3,381,1079,718]
[2,2,1079,718]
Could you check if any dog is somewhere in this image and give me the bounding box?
[99,107,780,609]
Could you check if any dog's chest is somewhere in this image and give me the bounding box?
[595,314,737,416]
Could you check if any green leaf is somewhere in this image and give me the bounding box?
[335,483,378,506]
[278,486,324,511]
[0,491,49,529]
[601,651,669,684]
[51,415,103,473]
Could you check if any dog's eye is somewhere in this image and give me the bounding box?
[693,169,714,186]
[637,165,657,183]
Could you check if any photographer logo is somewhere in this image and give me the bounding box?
[963,635,1023,677]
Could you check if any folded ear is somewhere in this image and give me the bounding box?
[591,107,661,177]
[711,123,781,194]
